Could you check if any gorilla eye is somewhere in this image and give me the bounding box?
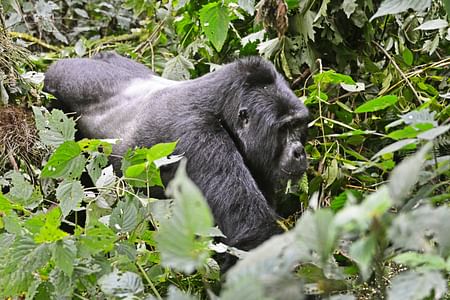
[238,108,249,126]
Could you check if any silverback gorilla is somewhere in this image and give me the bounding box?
[44,52,309,254]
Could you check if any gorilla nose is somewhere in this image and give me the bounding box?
[291,144,305,160]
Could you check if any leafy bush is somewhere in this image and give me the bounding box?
[0,0,449,299]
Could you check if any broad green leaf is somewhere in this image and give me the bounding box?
[4,172,41,208]
[53,239,77,276]
[349,233,377,280]
[41,141,86,179]
[146,141,178,161]
[200,2,230,52]
[393,252,447,271]
[78,138,113,156]
[354,95,398,113]
[32,107,76,147]
[98,270,144,299]
[402,48,413,65]
[109,199,139,233]
[387,123,434,140]
[372,139,417,159]
[78,220,116,256]
[370,0,431,21]
[87,152,109,183]
[314,70,355,85]
[387,271,447,300]
[35,208,67,243]
[388,143,431,205]
[56,180,84,218]
[155,160,214,273]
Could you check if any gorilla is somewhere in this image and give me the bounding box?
[44,52,309,253]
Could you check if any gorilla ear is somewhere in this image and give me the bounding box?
[240,57,276,86]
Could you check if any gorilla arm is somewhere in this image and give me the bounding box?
[177,126,283,251]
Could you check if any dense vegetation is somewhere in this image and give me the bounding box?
[0,0,449,299]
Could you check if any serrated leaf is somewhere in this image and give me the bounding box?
[34,208,67,243]
[109,200,139,233]
[98,270,144,298]
[87,152,109,183]
[56,180,84,218]
[53,239,77,276]
[32,107,76,147]
[402,108,438,127]
[388,143,432,205]
[79,220,116,256]
[354,95,398,113]
[155,160,214,273]
[41,141,86,179]
[370,0,431,21]
[387,271,447,300]
[162,55,194,80]
[200,2,230,52]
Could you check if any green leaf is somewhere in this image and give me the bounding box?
[109,199,139,233]
[56,180,84,218]
[387,123,434,140]
[34,208,67,243]
[167,286,198,300]
[162,55,194,80]
[5,172,41,208]
[79,220,116,256]
[146,141,178,161]
[387,271,447,300]
[324,159,339,189]
[402,48,413,65]
[53,239,77,276]
[98,270,144,299]
[341,0,357,18]
[388,143,432,205]
[393,252,447,271]
[200,2,230,52]
[41,141,86,179]
[354,95,398,113]
[155,160,214,273]
[349,234,377,280]
[370,0,431,21]
[32,107,76,147]
[314,70,355,85]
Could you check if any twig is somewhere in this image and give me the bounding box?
[137,262,163,300]
[373,41,421,102]
[8,31,61,52]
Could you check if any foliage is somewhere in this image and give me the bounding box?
[0,0,449,299]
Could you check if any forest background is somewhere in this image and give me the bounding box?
[0,0,449,299]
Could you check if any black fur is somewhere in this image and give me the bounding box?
[44,52,309,253]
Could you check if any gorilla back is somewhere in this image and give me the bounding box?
[44,52,309,253]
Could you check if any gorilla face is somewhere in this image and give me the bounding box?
[234,71,309,197]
